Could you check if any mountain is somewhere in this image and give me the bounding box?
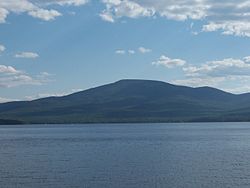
[1,79,250,124]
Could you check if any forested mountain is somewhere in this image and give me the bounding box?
[1,79,250,124]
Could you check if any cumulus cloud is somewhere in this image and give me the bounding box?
[3,1,250,37]
[138,47,151,54]
[0,65,21,74]
[100,0,250,37]
[15,52,39,59]
[100,0,206,23]
[100,0,154,22]
[170,56,250,93]
[202,21,250,37]
[0,65,52,88]
[0,0,88,23]
[28,9,61,21]
[183,58,250,77]
[152,55,186,68]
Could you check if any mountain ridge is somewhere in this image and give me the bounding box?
[1,79,250,124]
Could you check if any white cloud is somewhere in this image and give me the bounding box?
[0,97,19,103]
[3,1,250,37]
[15,52,39,59]
[0,74,36,88]
[138,47,151,54]
[115,47,152,55]
[28,9,61,21]
[25,88,83,100]
[152,55,186,68]
[115,49,126,54]
[0,44,5,54]
[100,0,206,23]
[0,65,21,74]
[100,0,250,37]
[100,0,154,22]
[225,85,250,94]
[43,0,89,6]
[172,77,226,88]
[0,8,8,23]
[183,58,250,77]
[202,21,250,37]
[243,56,250,63]
[170,56,250,93]
[0,0,88,23]
[100,11,115,22]
[0,65,52,88]
[172,75,250,94]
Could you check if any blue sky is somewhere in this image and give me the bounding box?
[1,0,250,102]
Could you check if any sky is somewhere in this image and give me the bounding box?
[1,0,250,102]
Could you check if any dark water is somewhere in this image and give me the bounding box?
[1,123,250,188]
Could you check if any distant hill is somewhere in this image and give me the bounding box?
[0,119,23,125]
[1,79,250,124]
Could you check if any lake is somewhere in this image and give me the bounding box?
[1,123,250,188]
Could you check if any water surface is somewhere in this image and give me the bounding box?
[1,123,250,188]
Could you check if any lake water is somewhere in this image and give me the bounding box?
[1,123,250,188]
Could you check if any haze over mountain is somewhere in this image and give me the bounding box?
[1,79,250,124]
